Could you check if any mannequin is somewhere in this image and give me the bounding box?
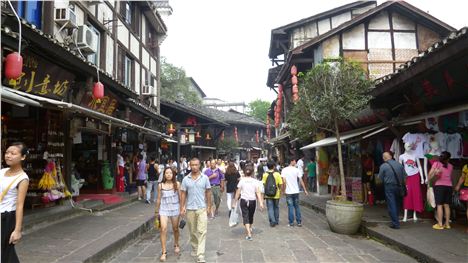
[399,142,425,222]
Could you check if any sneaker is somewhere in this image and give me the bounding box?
[270,223,276,227]
[138,197,142,201]
[389,224,400,229]
[288,223,294,227]
[197,256,206,263]
[432,224,444,230]
[245,236,253,241]
[297,223,302,227]
[145,199,151,204]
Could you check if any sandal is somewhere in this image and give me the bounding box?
[160,252,167,262]
[174,245,180,255]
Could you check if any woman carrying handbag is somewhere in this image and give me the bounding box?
[155,167,181,262]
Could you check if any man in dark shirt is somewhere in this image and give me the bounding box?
[378,152,407,229]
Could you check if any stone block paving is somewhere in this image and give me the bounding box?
[109,198,415,262]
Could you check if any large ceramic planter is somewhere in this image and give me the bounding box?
[326,200,363,235]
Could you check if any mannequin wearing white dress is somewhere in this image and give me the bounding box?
[399,142,426,222]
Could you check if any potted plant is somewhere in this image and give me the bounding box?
[289,58,372,234]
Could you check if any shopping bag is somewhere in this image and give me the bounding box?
[452,192,466,211]
[426,187,436,209]
[229,205,240,227]
[154,215,161,230]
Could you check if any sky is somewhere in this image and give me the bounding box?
[160,0,468,104]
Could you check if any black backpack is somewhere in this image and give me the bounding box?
[264,172,277,197]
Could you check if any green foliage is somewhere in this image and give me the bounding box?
[289,58,373,197]
[216,138,239,154]
[160,58,202,105]
[247,99,270,122]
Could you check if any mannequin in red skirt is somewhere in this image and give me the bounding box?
[116,151,125,192]
[399,142,425,222]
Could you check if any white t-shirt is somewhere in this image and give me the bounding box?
[390,138,401,161]
[296,159,304,175]
[0,168,29,213]
[399,153,420,176]
[402,133,428,158]
[237,177,259,201]
[281,166,302,194]
[446,133,462,159]
[435,132,447,152]
[117,154,125,167]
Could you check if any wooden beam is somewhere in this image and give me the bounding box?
[374,109,401,139]
[291,58,314,63]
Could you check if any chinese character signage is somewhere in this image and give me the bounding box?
[80,90,119,116]
[3,51,75,100]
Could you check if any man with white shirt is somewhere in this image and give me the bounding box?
[281,159,308,227]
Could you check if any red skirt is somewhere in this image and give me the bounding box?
[403,173,423,212]
[117,166,125,192]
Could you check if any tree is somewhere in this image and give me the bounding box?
[160,58,202,105]
[216,138,239,155]
[289,59,373,198]
[247,99,270,122]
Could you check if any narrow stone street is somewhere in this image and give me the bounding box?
[109,199,415,263]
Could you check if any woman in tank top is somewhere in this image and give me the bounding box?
[1,142,30,263]
[155,167,181,262]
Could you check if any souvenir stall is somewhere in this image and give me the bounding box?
[1,104,70,209]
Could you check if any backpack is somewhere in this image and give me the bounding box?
[264,172,277,197]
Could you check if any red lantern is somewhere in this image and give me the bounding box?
[266,116,270,125]
[221,131,225,141]
[291,75,298,85]
[292,84,298,94]
[4,52,23,80]
[256,130,259,143]
[290,65,297,75]
[195,131,201,140]
[167,123,176,135]
[234,127,238,142]
[293,93,299,102]
[93,81,104,100]
[278,84,283,93]
[205,133,212,140]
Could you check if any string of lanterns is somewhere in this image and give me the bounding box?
[266,115,271,141]
[291,65,299,102]
[234,127,238,142]
[274,84,283,128]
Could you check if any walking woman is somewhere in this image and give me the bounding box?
[224,161,240,216]
[136,154,147,201]
[155,167,181,262]
[232,164,264,241]
[1,142,29,263]
[429,151,454,230]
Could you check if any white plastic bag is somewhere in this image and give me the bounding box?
[229,204,240,227]
[427,187,436,208]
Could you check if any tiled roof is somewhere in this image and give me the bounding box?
[374,27,468,86]
[202,108,266,127]
[160,99,229,126]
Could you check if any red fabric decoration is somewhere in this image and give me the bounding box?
[422,80,437,100]
[4,52,23,79]
[443,70,454,89]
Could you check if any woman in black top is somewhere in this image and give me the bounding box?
[145,156,159,204]
[224,161,240,216]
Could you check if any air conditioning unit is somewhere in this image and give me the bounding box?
[54,8,77,28]
[142,85,155,96]
[75,25,98,54]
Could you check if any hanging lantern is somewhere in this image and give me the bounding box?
[205,133,212,141]
[290,65,298,75]
[278,84,283,94]
[266,116,270,125]
[167,123,176,135]
[292,84,299,102]
[93,81,104,103]
[188,129,196,143]
[291,75,298,85]
[4,52,23,80]
[195,131,201,140]
[256,130,259,143]
[234,127,238,142]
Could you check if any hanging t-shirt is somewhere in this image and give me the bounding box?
[446,133,462,159]
[390,138,401,161]
[399,153,420,176]
[435,132,448,152]
[459,111,468,127]
[426,134,442,156]
[402,133,429,158]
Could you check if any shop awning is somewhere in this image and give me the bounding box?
[270,132,290,144]
[300,124,383,151]
[191,145,217,150]
[397,103,468,125]
[1,86,42,107]
[4,87,170,139]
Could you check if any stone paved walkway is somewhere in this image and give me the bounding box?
[109,198,415,262]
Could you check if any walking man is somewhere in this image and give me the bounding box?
[180,158,212,262]
[262,161,283,227]
[306,157,317,192]
[378,152,407,229]
[204,159,224,218]
[282,159,308,227]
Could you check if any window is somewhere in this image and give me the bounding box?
[14,0,42,29]
[124,56,132,88]
[120,1,132,24]
[120,1,139,35]
[87,24,101,66]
